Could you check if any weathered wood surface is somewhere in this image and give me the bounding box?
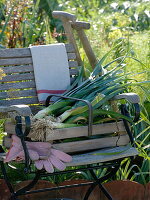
[68,61,78,68]
[66,146,138,166]
[1,65,33,74]
[67,53,76,60]
[52,13,82,66]
[0,89,37,99]
[2,134,129,153]
[4,120,126,139]
[3,119,129,153]
[69,68,78,75]
[0,81,36,90]
[0,57,33,66]
[52,11,76,22]
[53,134,130,153]
[0,73,35,82]
[71,21,91,30]
[74,28,97,69]
[113,93,140,104]
[0,146,138,165]
[0,97,38,106]
[0,57,78,67]
[1,65,78,76]
[0,69,78,83]
[0,44,75,58]
[0,105,32,116]
[46,121,126,141]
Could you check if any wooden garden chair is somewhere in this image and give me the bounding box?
[0,11,140,200]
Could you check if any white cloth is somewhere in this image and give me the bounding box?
[30,44,70,103]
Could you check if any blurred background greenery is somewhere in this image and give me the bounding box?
[0,0,149,185]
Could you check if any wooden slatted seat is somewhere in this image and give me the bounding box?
[0,146,138,167]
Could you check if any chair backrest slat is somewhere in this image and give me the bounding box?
[1,65,33,74]
[0,48,31,58]
[0,89,37,99]
[68,61,78,68]
[1,73,34,82]
[0,97,38,106]
[0,57,32,66]
[0,44,75,58]
[0,81,36,91]
[0,57,78,67]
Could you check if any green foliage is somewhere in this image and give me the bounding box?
[0,119,5,144]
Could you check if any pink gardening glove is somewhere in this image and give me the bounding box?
[4,135,40,162]
[4,135,72,173]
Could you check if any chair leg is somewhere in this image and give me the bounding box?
[89,169,113,200]
[83,163,120,200]
[0,159,40,199]
[15,170,41,197]
[0,161,17,200]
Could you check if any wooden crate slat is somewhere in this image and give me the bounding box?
[45,121,126,140]
[1,65,34,74]
[4,120,126,139]
[0,72,34,82]
[0,89,37,99]
[0,97,38,106]
[0,44,75,59]
[0,80,36,90]
[0,57,33,66]
[2,134,130,154]
[53,135,130,153]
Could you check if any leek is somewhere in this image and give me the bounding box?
[33,53,148,135]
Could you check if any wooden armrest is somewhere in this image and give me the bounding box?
[112,93,140,104]
[0,105,32,116]
[112,93,140,122]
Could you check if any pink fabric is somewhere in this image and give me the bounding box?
[4,135,72,173]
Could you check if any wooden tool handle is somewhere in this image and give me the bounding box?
[72,21,97,69]
[71,21,90,30]
[52,11,82,66]
[52,11,76,22]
